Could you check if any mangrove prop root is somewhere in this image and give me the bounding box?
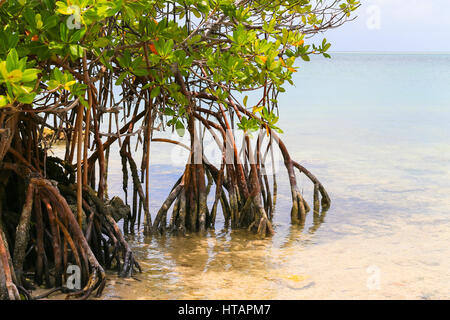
[152,112,330,236]
[82,185,141,277]
[0,226,20,300]
[12,183,35,286]
[0,161,140,300]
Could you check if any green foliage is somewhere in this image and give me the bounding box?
[0,49,40,106]
[0,0,359,130]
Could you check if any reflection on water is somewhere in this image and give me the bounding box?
[52,54,450,299]
[102,213,450,300]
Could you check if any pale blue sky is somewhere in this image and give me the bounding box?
[324,0,450,52]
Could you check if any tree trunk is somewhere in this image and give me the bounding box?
[0,112,18,163]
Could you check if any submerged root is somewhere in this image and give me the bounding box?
[152,119,330,237]
[153,159,276,237]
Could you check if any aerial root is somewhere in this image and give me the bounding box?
[0,162,139,300]
[0,225,20,300]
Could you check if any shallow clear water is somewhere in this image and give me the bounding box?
[59,53,450,299]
